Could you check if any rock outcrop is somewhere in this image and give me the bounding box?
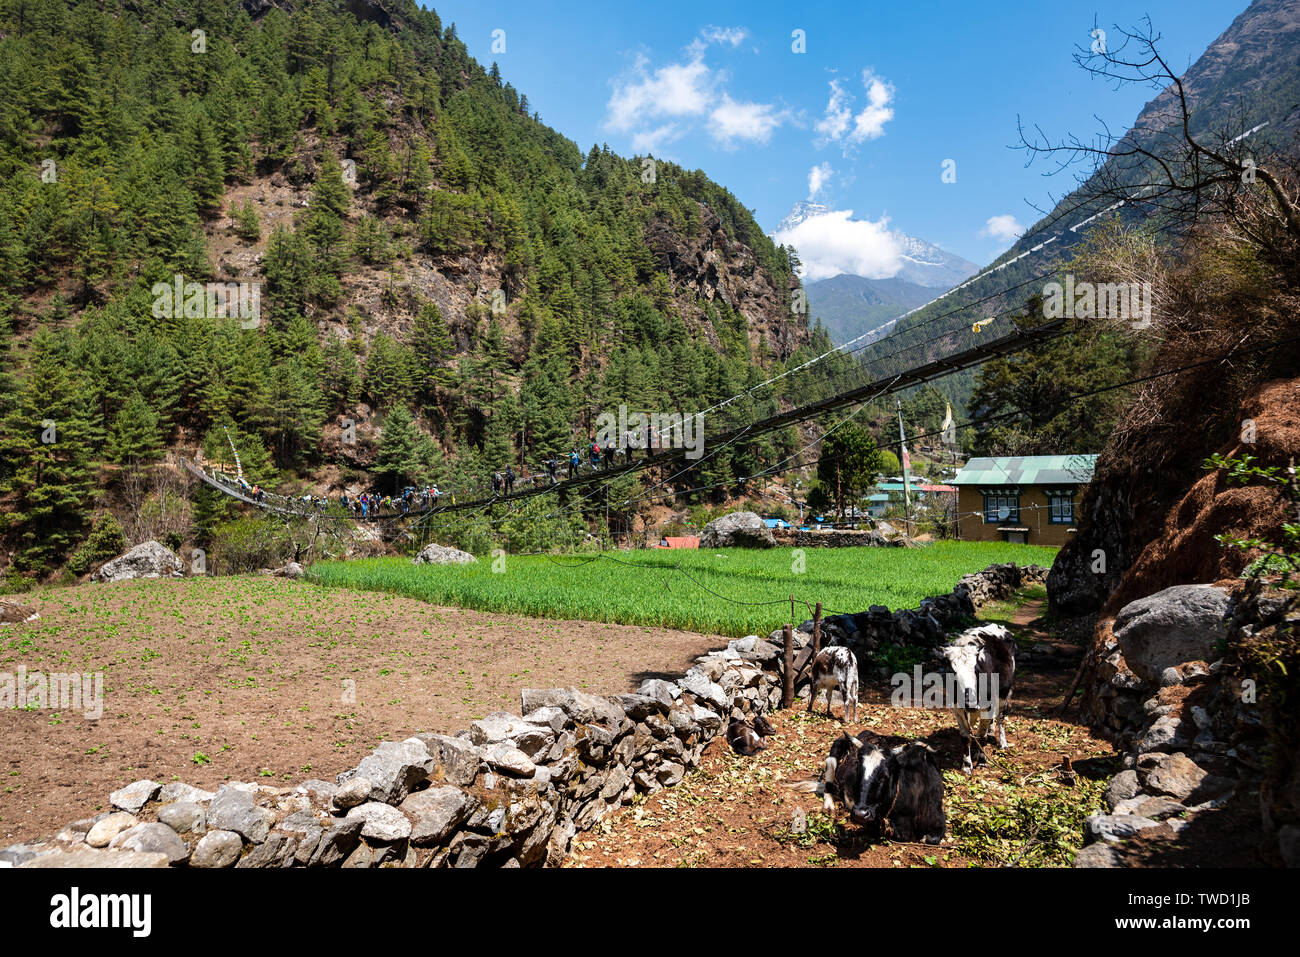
[700,511,776,549]
[93,541,184,582]
[412,543,478,565]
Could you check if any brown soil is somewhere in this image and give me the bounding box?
[566,601,1117,868]
[0,576,727,845]
[1103,376,1300,615]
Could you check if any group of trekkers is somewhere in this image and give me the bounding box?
[339,486,445,518]
[219,424,671,519]
[487,431,662,499]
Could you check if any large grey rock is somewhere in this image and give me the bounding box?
[332,777,372,810]
[338,739,433,805]
[108,823,189,865]
[158,782,216,805]
[637,679,680,705]
[18,848,170,868]
[94,540,183,582]
[109,779,160,814]
[345,802,412,842]
[700,511,776,549]
[206,787,274,843]
[157,802,205,836]
[1113,585,1230,683]
[1103,770,1141,811]
[190,830,243,868]
[235,832,298,868]
[414,733,483,788]
[521,688,624,727]
[400,787,474,846]
[413,543,477,565]
[309,817,363,867]
[469,712,555,757]
[482,742,536,777]
[1137,714,1194,754]
[86,812,137,848]
[1074,843,1124,867]
[1085,813,1164,844]
[1137,752,1201,799]
[680,669,728,710]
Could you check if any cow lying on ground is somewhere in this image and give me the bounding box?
[726,718,768,755]
[807,646,859,722]
[790,733,946,844]
[727,700,777,755]
[941,623,1016,772]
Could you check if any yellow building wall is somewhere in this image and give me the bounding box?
[956,486,1080,547]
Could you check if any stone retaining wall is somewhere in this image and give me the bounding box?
[2,563,1041,869]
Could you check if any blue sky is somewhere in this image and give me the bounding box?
[424,1,1251,275]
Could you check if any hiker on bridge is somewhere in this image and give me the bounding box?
[504,466,516,494]
[589,440,601,471]
[546,457,558,485]
[491,470,503,497]
[605,443,618,471]
[568,450,580,479]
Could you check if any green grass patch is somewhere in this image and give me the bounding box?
[309,542,1058,637]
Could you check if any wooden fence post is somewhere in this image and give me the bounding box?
[812,602,822,658]
[782,623,795,709]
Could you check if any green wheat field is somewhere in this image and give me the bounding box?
[310,542,1058,637]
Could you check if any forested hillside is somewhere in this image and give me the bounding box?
[0,0,819,580]
[856,0,1300,417]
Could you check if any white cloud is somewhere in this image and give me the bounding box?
[772,207,904,282]
[851,71,894,142]
[691,26,748,54]
[807,162,833,199]
[709,95,782,146]
[606,55,713,132]
[815,71,895,147]
[981,214,1024,242]
[631,124,682,154]
[814,79,852,140]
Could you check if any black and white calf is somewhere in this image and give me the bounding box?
[807,646,860,722]
[941,623,1016,772]
[726,718,768,756]
[801,734,946,844]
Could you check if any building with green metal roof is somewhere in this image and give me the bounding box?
[950,454,1098,545]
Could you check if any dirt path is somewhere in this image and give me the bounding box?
[0,576,728,845]
[566,599,1117,868]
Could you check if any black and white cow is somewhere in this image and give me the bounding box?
[807,646,860,722]
[818,732,895,829]
[941,623,1016,772]
[726,718,768,756]
[794,734,946,844]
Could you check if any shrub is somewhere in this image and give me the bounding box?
[65,514,128,576]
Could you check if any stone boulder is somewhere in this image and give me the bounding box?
[337,739,433,805]
[94,541,184,582]
[0,600,39,624]
[1112,584,1230,684]
[699,511,776,549]
[272,562,306,579]
[413,543,477,565]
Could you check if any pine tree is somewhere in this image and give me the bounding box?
[374,405,437,492]
[0,331,95,572]
[106,391,163,465]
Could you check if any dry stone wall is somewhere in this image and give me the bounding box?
[2,563,1040,869]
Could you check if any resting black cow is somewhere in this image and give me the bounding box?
[791,734,946,844]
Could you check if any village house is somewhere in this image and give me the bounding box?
[950,455,1097,545]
